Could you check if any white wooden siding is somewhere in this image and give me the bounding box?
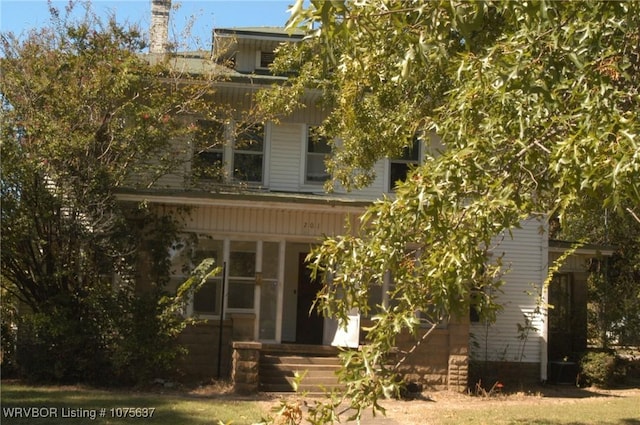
[470,217,548,364]
[125,136,190,190]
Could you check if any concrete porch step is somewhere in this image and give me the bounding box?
[262,354,342,366]
[259,352,344,393]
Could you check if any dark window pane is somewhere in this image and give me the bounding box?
[235,125,264,151]
[307,128,331,153]
[233,153,263,182]
[193,280,219,314]
[194,151,224,181]
[390,162,411,188]
[227,281,254,309]
[195,120,225,147]
[194,120,225,181]
[260,51,275,68]
[389,138,420,190]
[229,251,256,276]
[306,127,331,183]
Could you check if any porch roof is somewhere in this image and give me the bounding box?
[548,239,616,256]
[115,188,370,213]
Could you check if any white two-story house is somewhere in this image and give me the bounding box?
[118,6,610,392]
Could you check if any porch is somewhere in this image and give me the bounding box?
[230,319,470,394]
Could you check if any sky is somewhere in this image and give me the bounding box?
[0,0,295,49]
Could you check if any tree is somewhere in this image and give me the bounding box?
[262,1,640,422]
[0,2,221,384]
[556,197,640,349]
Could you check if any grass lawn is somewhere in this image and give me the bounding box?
[2,381,639,425]
[0,382,267,425]
[370,386,640,425]
[433,396,640,425]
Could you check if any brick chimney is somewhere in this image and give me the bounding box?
[150,0,171,54]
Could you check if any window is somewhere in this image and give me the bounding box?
[233,124,264,183]
[193,120,225,182]
[305,126,331,184]
[389,137,420,191]
[258,242,280,340]
[549,273,572,333]
[192,121,265,185]
[192,239,224,316]
[257,50,275,69]
[168,236,223,317]
[227,241,257,310]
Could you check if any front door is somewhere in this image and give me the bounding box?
[295,253,324,344]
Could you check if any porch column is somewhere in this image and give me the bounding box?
[232,341,262,394]
[447,318,470,392]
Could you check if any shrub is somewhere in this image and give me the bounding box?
[14,286,189,386]
[0,293,19,377]
[579,351,626,387]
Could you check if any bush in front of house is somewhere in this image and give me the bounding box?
[13,286,189,387]
[579,351,627,388]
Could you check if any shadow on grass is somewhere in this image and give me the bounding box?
[1,383,265,425]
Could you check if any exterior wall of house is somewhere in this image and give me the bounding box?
[175,320,233,380]
[137,114,394,200]
[469,217,548,382]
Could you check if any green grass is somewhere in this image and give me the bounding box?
[434,396,640,425]
[0,383,267,425]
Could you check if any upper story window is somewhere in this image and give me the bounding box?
[193,121,265,185]
[193,120,225,182]
[389,137,420,191]
[305,126,331,184]
[233,124,264,183]
[258,51,275,70]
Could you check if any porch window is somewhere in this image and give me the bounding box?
[388,137,420,191]
[192,239,224,316]
[549,273,572,333]
[233,124,264,183]
[193,119,226,182]
[258,242,280,340]
[228,241,257,310]
[305,126,331,184]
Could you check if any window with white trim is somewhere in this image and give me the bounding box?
[227,241,257,310]
[257,50,275,70]
[305,126,331,184]
[388,137,420,191]
[193,120,225,182]
[192,121,265,185]
[168,235,223,318]
[192,239,224,316]
[233,124,264,183]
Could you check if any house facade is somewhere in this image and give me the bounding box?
[120,16,607,392]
